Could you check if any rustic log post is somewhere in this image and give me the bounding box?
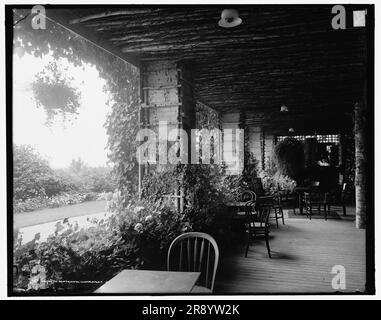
[239,111,249,168]
[354,101,367,229]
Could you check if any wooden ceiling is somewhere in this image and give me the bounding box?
[48,5,369,134]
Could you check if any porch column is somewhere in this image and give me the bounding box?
[263,132,275,170]
[138,60,196,199]
[354,101,367,229]
[248,126,263,170]
[221,112,244,175]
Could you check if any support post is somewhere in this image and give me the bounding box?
[354,101,367,229]
[139,60,195,211]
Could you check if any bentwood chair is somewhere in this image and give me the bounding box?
[167,232,219,293]
[272,193,285,228]
[279,189,298,215]
[303,191,330,220]
[245,204,272,258]
[241,190,256,202]
[327,183,349,216]
[237,191,257,217]
[251,177,266,197]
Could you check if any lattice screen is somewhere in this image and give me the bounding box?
[276,134,340,144]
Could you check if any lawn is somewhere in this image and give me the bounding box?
[14,200,107,229]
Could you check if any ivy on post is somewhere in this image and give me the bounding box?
[14,8,140,200]
[137,60,197,211]
[354,101,367,229]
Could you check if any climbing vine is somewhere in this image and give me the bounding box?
[14,8,140,193]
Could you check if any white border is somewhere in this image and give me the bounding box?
[1,0,379,301]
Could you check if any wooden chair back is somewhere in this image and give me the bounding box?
[167,232,219,291]
[251,178,265,196]
[245,203,272,229]
[257,204,272,227]
[304,191,327,204]
[243,199,256,217]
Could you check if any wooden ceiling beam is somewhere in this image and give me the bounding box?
[45,8,141,67]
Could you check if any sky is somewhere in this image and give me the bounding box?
[13,53,112,168]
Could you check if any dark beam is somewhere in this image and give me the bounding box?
[45,8,140,67]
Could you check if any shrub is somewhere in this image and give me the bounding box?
[13,192,100,213]
[56,162,117,194]
[13,145,63,200]
[13,201,187,293]
[14,197,49,214]
[258,170,297,194]
[141,164,236,249]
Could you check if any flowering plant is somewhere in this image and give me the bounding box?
[258,170,297,194]
[13,199,186,294]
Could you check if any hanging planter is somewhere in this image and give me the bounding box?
[274,137,304,183]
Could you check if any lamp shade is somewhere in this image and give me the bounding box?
[218,9,242,28]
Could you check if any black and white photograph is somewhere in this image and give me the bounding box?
[2,2,376,300]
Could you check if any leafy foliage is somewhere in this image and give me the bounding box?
[141,164,236,247]
[13,144,116,212]
[14,201,186,293]
[14,9,140,193]
[57,159,117,194]
[13,144,63,200]
[217,153,261,202]
[105,100,140,194]
[258,170,297,194]
[195,102,220,130]
[274,137,304,183]
[14,192,99,213]
[31,61,81,126]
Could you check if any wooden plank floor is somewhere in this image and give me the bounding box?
[214,208,366,294]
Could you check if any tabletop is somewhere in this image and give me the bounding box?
[94,269,201,294]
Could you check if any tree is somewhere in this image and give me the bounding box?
[13,144,61,200]
[68,158,88,175]
[354,102,367,229]
[14,8,140,195]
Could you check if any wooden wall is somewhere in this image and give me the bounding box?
[221,112,244,175]
[264,132,275,170]
[220,113,276,174]
[248,126,263,169]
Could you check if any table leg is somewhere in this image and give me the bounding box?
[299,193,303,215]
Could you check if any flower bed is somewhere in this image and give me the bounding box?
[13,192,100,214]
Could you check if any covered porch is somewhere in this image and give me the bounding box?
[46,5,371,225]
